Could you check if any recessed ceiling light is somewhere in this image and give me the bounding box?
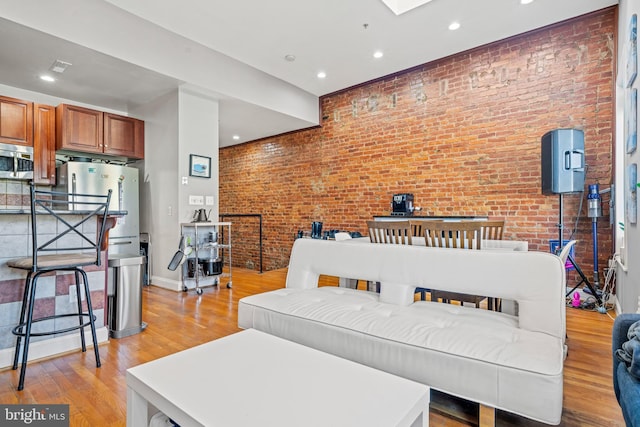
[232,135,240,140]
[448,22,461,31]
[40,75,55,82]
[317,71,327,79]
[520,0,534,4]
[373,51,384,59]
[284,54,296,62]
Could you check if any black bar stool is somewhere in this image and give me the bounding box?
[8,182,111,391]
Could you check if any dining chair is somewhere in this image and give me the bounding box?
[7,182,112,390]
[408,219,444,240]
[424,220,482,249]
[423,221,487,308]
[480,220,505,241]
[367,220,412,245]
[410,221,422,240]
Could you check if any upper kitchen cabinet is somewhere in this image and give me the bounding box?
[104,113,144,159]
[0,96,33,147]
[56,104,103,154]
[33,104,56,185]
[56,104,144,159]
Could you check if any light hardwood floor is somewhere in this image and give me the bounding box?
[0,267,625,426]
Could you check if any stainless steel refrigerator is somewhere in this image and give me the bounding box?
[56,161,140,256]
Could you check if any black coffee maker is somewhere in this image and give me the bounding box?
[392,193,414,216]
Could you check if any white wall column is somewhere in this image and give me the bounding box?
[133,86,219,291]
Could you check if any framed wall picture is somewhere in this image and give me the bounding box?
[627,163,637,224]
[626,88,637,154]
[627,14,637,87]
[189,154,211,178]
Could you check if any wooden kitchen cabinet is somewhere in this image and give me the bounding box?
[104,113,144,159]
[33,104,56,185]
[56,104,144,159]
[0,96,33,147]
[56,104,103,154]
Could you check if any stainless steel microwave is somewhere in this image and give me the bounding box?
[0,143,34,180]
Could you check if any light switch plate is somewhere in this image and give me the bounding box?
[189,195,204,205]
[206,196,214,205]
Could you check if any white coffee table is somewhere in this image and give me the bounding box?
[127,329,429,427]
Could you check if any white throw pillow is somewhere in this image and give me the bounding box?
[379,282,415,306]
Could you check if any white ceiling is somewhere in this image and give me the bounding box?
[0,18,183,111]
[0,0,618,147]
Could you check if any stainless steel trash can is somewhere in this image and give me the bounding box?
[140,232,151,286]
[107,254,147,338]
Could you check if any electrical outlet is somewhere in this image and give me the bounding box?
[206,196,214,205]
[182,176,188,185]
[189,195,204,205]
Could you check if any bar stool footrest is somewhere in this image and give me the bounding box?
[12,313,98,337]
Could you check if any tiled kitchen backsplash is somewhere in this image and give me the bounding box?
[0,179,56,209]
[0,179,30,208]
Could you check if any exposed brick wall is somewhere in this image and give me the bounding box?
[220,9,615,277]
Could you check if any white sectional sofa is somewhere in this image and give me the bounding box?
[238,238,566,425]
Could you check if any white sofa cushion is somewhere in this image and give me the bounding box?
[239,287,563,374]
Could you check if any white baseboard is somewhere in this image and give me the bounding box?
[615,296,622,316]
[150,275,182,292]
[0,327,109,369]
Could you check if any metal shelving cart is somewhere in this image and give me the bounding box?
[180,221,232,295]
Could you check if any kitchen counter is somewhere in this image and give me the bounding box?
[373,215,488,220]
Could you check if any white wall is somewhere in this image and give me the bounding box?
[177,87,219,225]
[131,86,219,291]
[616,0,640,313]
[130,90,180,289]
